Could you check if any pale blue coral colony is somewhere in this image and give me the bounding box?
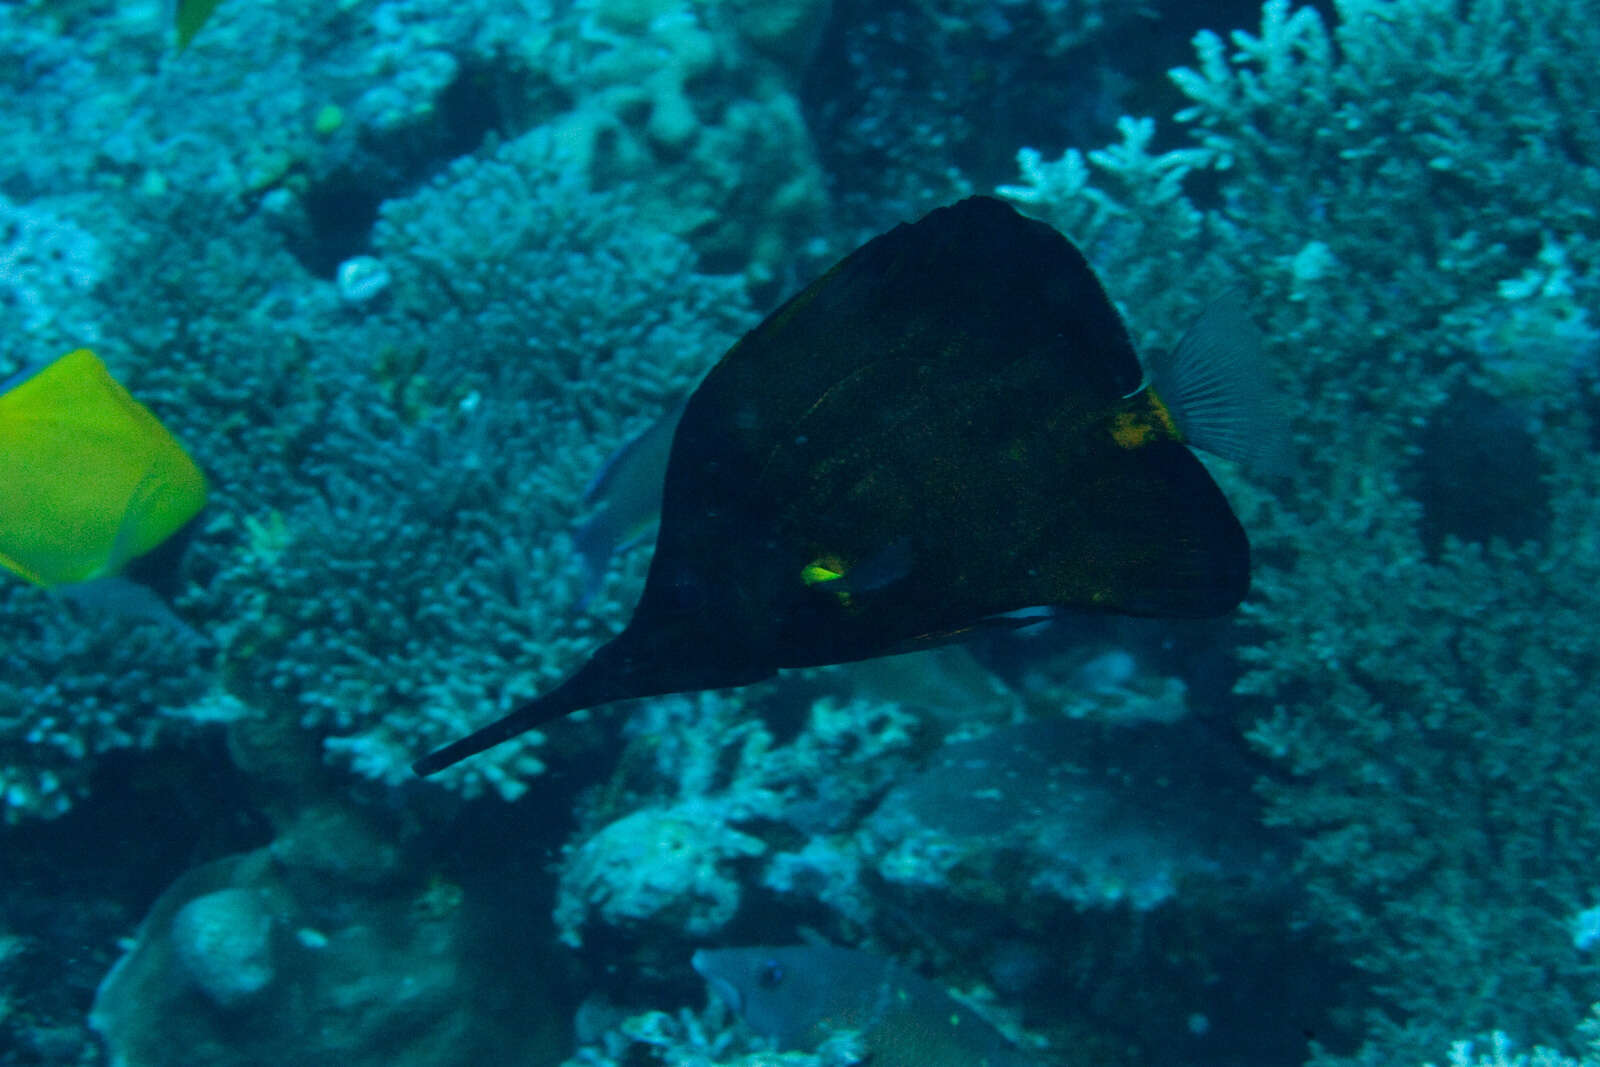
[2,0,1598,1064]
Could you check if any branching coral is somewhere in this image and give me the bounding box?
[553,681,923,945]
[211,133,754,800]
[0,587,214,822]
[1002,0,1600,1060]
[538,0,831,288]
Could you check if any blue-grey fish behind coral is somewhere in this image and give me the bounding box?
[693,944,1044,1066]
[571,395,687,606]
[414,195,1271,776]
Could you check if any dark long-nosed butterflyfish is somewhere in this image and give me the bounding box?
[414,195,1272,776]
[694,943,1044,1066]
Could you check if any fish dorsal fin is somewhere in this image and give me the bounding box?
[648,197,1144,606]
[696,197,1143,469]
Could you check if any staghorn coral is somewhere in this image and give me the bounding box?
[1003,0,1600,1060]
[213,132,754,800]
[537,0,832,289]
[0,584,216,822]
[0,0,765,817]
[1426,1006,1600,1067]
[553,680,925,946]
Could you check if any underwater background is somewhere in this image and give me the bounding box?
[2,0,1598,1063]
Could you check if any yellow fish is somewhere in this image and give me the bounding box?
[0,349,207,588]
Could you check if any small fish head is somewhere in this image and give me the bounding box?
[691,946,823,1049]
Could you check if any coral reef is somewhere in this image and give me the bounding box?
[167,887,277,1007]
[1002,0,1600,1061]
[859,718,1281,912]
[0,0,1595,1064]
[1428,1006,1600,1067]
[555,801,766,947]
[560,1002,851,1067]
[552,684,924,947]
[802,0,1146,234]
[0,193,104,372]
[0,582,217,822]
[206,130,753,799]
[0,105,755,812]
[90,812,567,1067]
[538,0,832,289]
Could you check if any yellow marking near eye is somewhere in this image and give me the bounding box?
[801,555,847,586]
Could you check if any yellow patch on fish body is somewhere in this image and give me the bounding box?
[1110,389,1182,450]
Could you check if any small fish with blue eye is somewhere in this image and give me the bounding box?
[693,944,1047,1066]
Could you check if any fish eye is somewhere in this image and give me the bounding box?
[757,959,785,989]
